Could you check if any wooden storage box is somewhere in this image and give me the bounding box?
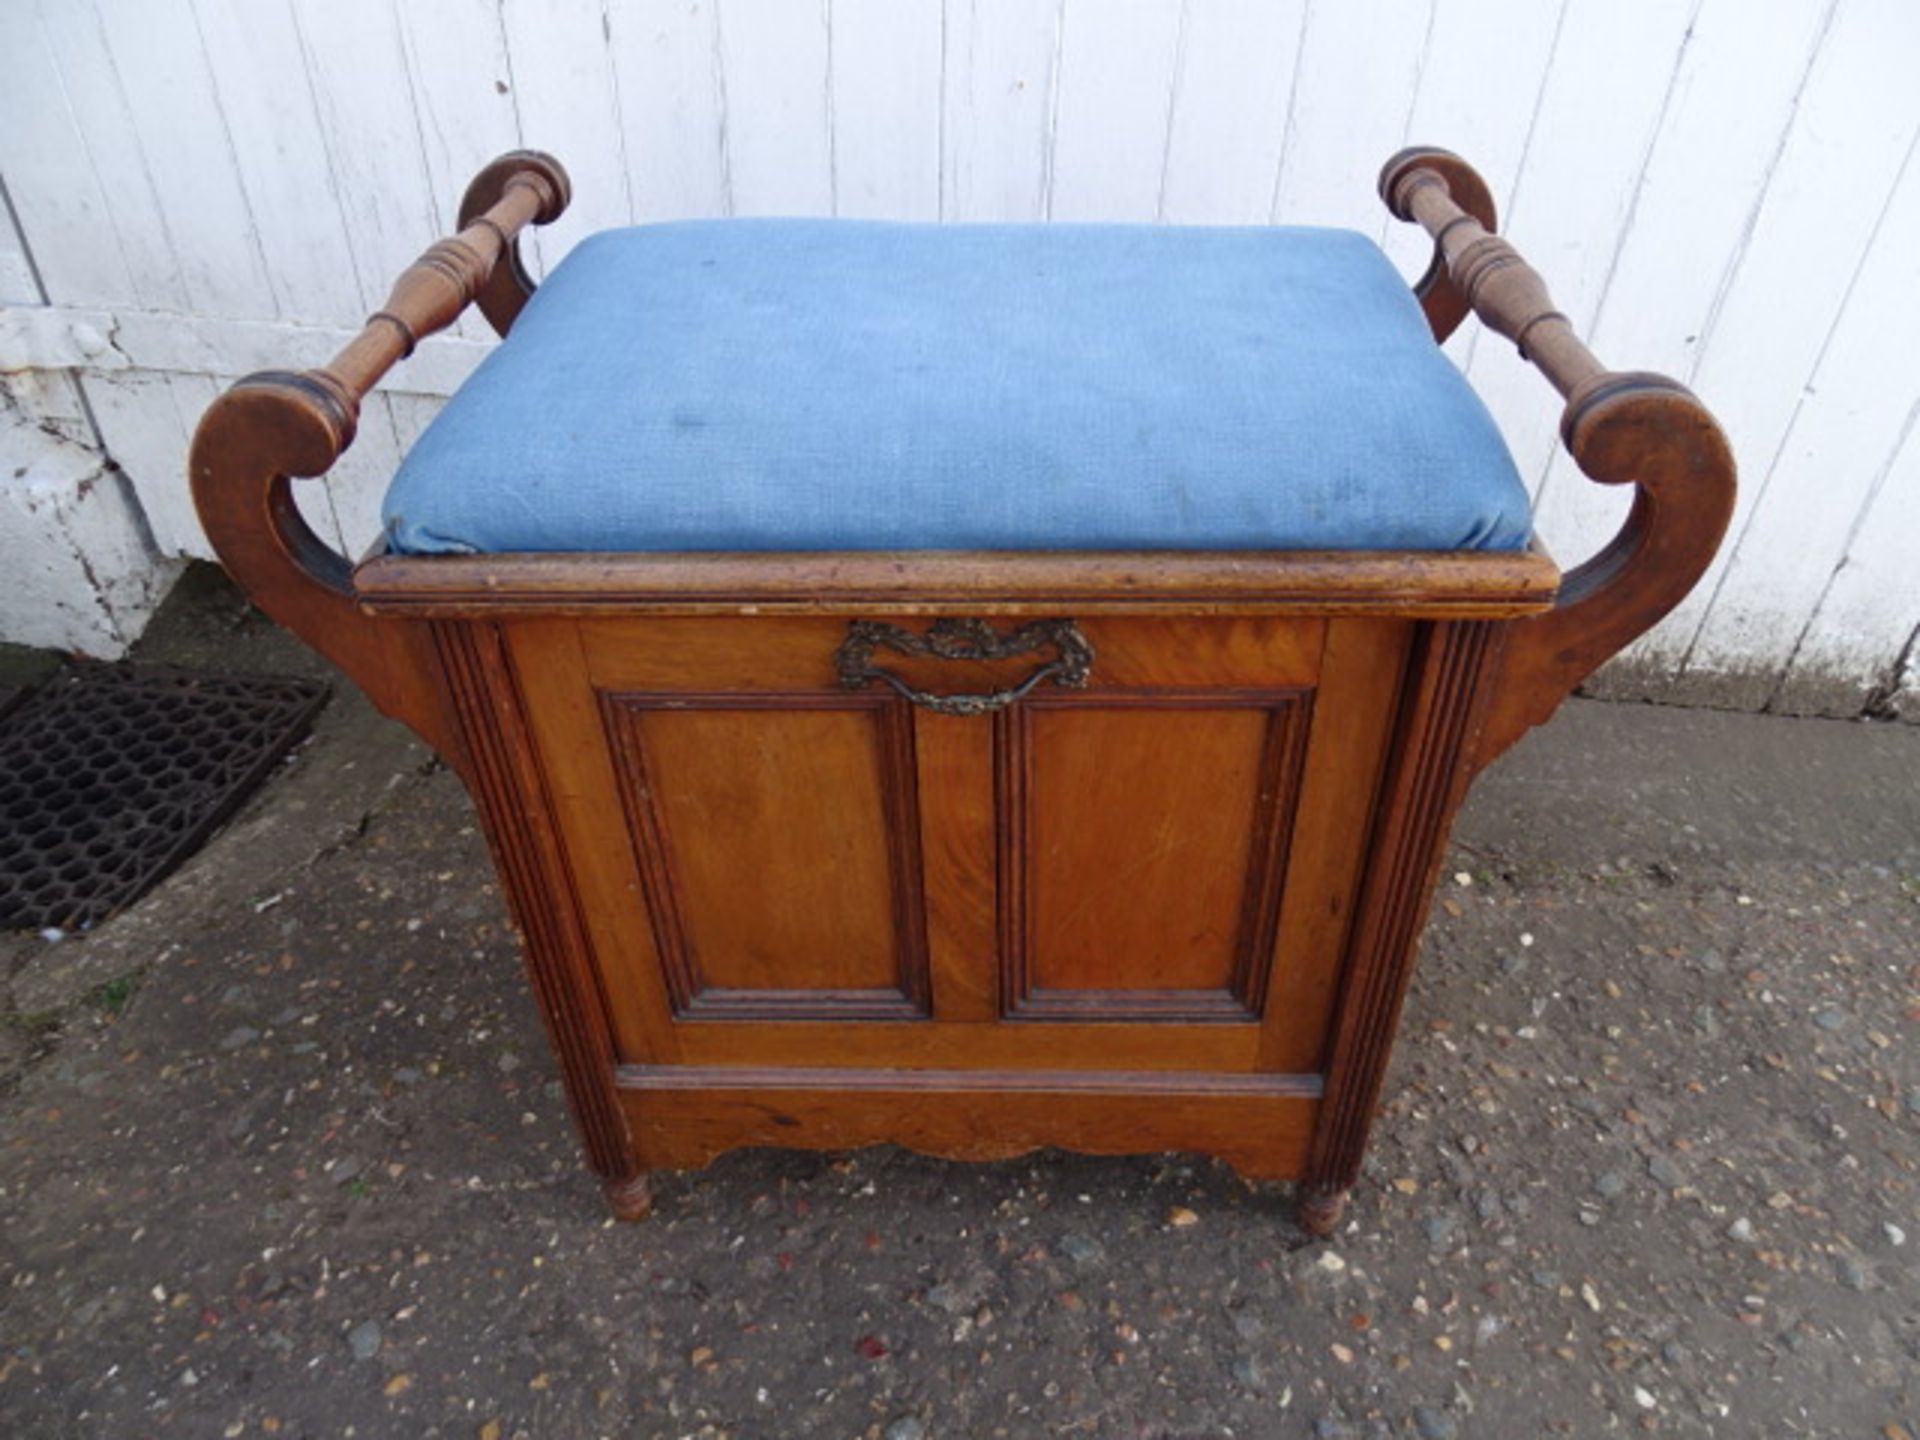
[190,148,1732,1232]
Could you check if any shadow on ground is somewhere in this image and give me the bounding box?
[2,571,1916,1438]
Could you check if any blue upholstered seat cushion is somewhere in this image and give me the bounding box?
[382,221,1530,555]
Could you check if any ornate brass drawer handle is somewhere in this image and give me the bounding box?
[834,618,1095,716]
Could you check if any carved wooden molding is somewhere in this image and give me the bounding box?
[434,620,635,1183]
[1304,620,1501,1197]
[353,548,1562,619]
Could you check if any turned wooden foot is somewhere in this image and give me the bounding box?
[1297,1186,1349,1238]
[602,1172,654,1222]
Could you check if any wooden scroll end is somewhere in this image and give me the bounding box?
[1476,372,1736,765]
[189,375,463,764]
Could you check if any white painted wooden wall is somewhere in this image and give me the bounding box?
[1,0,1914,717]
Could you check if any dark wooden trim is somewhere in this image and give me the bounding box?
[1001,988,1258,1022]
[617,1064,1323,1098]
[1303,620,1501,1198]
[353,549,1562,618]
[615,1068,1320,1177]
[671,987,928,1022]
[599,690,934,1022]
[1233,693,1313,1017]
[997,690,1311,1024]
[433,620,636,1184]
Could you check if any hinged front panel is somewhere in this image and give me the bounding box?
[505,614,1408,1076]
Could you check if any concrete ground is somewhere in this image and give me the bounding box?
[1,569,1916,1440]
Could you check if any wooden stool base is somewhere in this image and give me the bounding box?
[186,146,1735,1237]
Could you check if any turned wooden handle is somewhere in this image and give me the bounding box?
[457,151,571,338]
[296,150,571,460]
[1378,147,1737,765]
[188,152,571,764]
[1380,146,1603,394]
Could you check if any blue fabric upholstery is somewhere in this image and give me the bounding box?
[382,221,1531,555]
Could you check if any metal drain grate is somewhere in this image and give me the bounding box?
[0,666,328,931]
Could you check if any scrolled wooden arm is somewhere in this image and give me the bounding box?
[187,152,571,761]
[1379,147,1737,765]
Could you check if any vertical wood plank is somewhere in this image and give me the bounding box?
[1158,0,1307,225]
[1304,621,1498,1199]
[1623,0,1920,685]
[0,189,35,306]
[393,0,526,333]
[392,0,525,229]
[0,13,137,307]
[1378,0,1564,283]
[1047,0,1185,222]
[1268,0,1434,233]
[385,393,446,455]
[325,393,408,561]
[1257,619,1409,1072]
[1681,145,1920,705]
[1775,421,1920,716]
[0,173,94,451]
[1530,0,1835,607]
[289,0,439,309]
[1459,0,1698,500]
[606,0,730,222]
[939,0,1061,222]
[830,0,943,220]
[714,0,834,216]
[1,175,98,450]
[190,0,365,325]
[504,620,684,1067]
[31,0,191,309]
[84,0,279,317]
[498,0,635,267]
[83,370,235,558]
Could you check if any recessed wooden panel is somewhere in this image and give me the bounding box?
[999,693,1310,1021]
[603,693,930,1020]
